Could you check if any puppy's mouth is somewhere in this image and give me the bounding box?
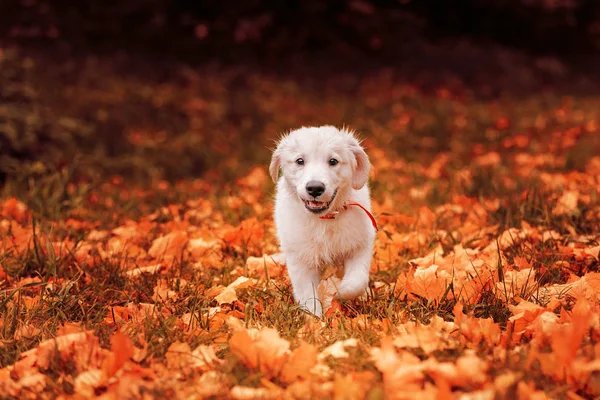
[303,189,338,214]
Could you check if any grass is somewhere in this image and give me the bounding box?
[1,46,600,398]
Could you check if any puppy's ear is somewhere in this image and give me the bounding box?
[269,146,282,183]
[348,135,371,190]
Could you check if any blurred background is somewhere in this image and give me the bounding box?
[2,0,600,196]
[3,0,600,65]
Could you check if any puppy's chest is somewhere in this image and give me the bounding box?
[297,217,364,261]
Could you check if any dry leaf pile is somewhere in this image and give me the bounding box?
[1,79,600,399]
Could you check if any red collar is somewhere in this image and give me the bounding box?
[319,201,378,231]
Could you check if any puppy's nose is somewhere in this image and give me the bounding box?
[306,181,325,198]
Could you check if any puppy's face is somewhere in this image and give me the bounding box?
[270,126,370,215]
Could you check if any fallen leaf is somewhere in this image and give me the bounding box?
[553,190,579,215]
[229,326,290,378]
[215,276,257,305]
[319,338,358,360]
[98,332,135,385]
[148,230,188,262]
[166,341,193,371]
[317,275,342,315]
[280,341,318,383]
[125,264,162,277]
[246,253,284,277]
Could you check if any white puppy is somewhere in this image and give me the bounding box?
[270,126,377,317]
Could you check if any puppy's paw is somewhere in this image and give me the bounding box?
[336,282,369,301]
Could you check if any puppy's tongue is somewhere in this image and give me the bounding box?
[308,200,325,208]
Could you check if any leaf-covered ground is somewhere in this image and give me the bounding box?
[2,48,600,399]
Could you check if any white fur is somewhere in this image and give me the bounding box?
[270,125,376,317]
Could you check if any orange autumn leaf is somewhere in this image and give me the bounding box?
[551,297,592,365]
[324,299,343,318]
[221,218,264,254]
[250,328,291,377]
[166,341,194,370]
[148,230,188,262]
[1,197,30,223]
[403,244,497,304]
[508,299,546,338]
[152,278,186,302]
[229,325,290,379]
[319,338,359,360]
[107,237,147,258]
[111,226,140,242]
[552,190,579,215]
[404,264,451,302]
[14,323,41,340]
[280,341,318,384]
[393,316,458,354]
[104,331,134,378]
[495,268,537,300]
[189,345,223,372]
[229,329,259,369]
[427,352,489,389]
[3,222,33,253]
[371,337,429,398]
[246,253,284,278]
[454,303,501,347]
[317,275,342,315]
[537,272,600,304]
[188,237,221,259]
[214,276,257,305]
[125,263,162,277]
[105,303,171,327]
[417,206,437,227]
[333,371,377,400]
[13,331,103,378]
[104,305,134,325]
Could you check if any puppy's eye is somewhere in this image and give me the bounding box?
[329,158,339,166]
[295,158,304,166]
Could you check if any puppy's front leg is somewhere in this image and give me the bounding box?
[337,248,371,300]
[286,256,323,317]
